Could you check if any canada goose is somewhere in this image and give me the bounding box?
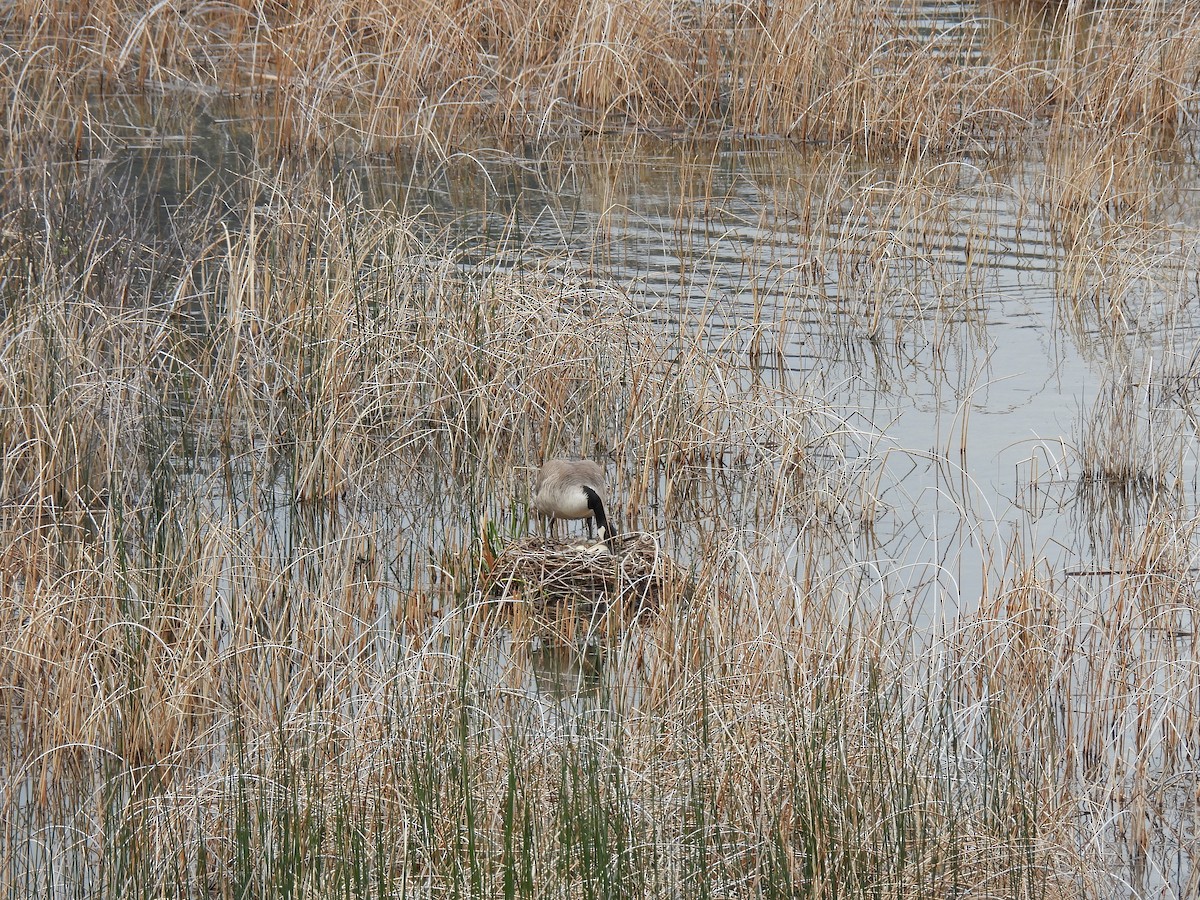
[532,458,615,542]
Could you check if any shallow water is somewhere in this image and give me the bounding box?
[383,136,1200,619]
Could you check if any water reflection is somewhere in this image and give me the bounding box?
[528,639,605,705]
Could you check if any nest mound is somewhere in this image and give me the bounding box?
[483,532,685,620]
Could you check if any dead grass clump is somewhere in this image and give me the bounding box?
[552,0,700,125]
[1048,6,1200,136]
[729,0,982,149]
[1039,127,1192,310]
[1075,363,1187,492]
[1044,131,1172,233]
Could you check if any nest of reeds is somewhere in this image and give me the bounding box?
[483,532,686,622]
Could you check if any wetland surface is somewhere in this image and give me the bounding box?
[4,2,1200,898]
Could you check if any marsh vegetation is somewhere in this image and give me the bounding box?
[2,1,1200,898]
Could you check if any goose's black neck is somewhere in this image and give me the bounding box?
[581,486,614,539]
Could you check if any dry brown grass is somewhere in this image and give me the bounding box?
[3,0,1197,153]
[2,16,1200,887]
[0,166,1121,897]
